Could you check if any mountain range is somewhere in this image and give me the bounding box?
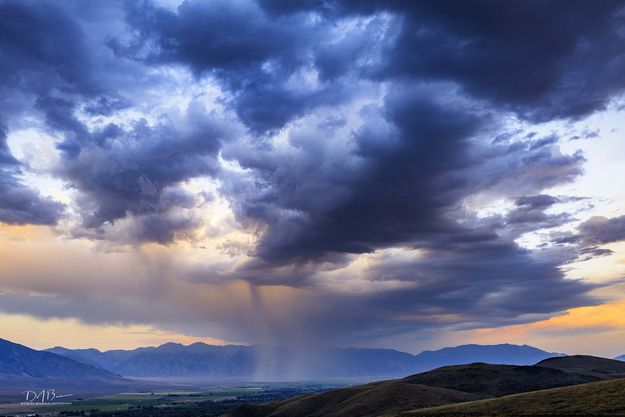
[46,342,563,380]
[0,338,145,400]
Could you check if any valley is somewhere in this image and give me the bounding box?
[4,338,625,417]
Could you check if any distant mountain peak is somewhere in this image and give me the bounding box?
[417,342,562,355]
[188,341,210,346]
[157,342,184,348]
[49,346,103,354]
[411,343,562,372]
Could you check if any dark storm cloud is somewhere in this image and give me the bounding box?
[223,87,584,264]
[0,0,95,225]
[114,0,389,133]
[382,1,625,122]
[361,242,597,323]
[211,81,595,342]
[0,0,229,241]
[504,195,571,235]
[208,65,593,343]
[57,105,231,242]
[0,1,94,96]
[126,212,200,244]
[0,124,64,225]
[0,0,621,345]
[109,0,615,255]
[261,0,625,122]
[515,195,560,211]
[551,215,625,261]
[215,224,598,343]
[0,0,130,120]
[577,215,625,245]
[115,0,308,133]
[578,246,615,261]
[0,0,136,226]
[30,96,221,240]
[247,91,480,262]
[120,0,299,73]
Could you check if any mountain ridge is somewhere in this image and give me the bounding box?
[46,342,562,379]
[0,337,152,400]
[0,338,120,380]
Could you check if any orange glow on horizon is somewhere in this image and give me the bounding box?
[0,313,229,351]
[459,301,625,356]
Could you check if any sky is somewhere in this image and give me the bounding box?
[1,0,625,357]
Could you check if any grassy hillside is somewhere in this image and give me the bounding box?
[401,362,597,397]
[536,355,625,378]
[227,381,478,417]
[227,356,625,417]
[400,377,625,416]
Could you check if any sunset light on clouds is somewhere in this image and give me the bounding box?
[1,0,625,358]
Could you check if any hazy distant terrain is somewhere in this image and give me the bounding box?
[47,342,561,380]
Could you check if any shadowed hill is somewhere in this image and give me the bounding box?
[400,377,625,416]
[225,360,606,417]
[536,355,625,378]
[401,362,598,397]
[227,381,478,417]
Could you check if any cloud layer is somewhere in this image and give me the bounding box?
[1,0,624,348]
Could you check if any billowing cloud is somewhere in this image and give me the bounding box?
[0,125,64,225]
[578,215,625,245]
[261,0,625,121]
[222,86,585,266]
[552,215,625,261]
[0,0,623,349]
[115,0,370,133]
[57,103,232,243]
[503,195,572,236]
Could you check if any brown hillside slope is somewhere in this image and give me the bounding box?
[401,362,598,397]
[399,377,625,417]
[226,381,478,417]
[225,361,603,417]
[227,356,625,417]
[537,355,625,378]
